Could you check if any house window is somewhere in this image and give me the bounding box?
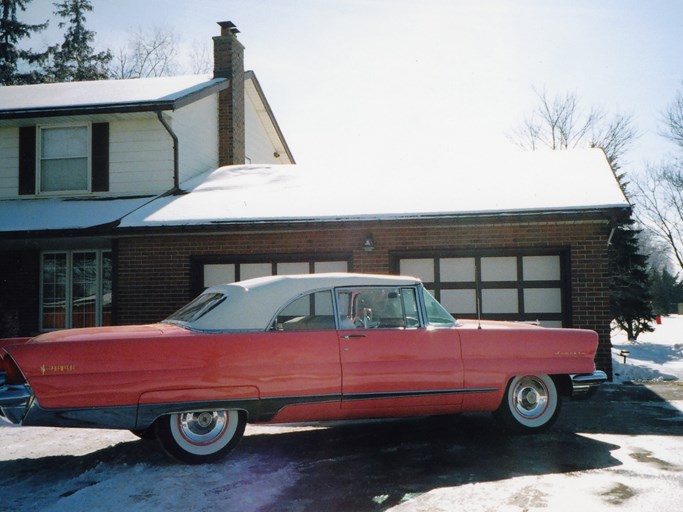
[39,125,90,193]
[41,250,112,330]
[19,123,109,195]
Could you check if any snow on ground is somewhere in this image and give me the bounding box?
[611,314,683,383]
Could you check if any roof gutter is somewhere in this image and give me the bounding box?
[156,111,180,194]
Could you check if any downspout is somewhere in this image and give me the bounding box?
[607,226,616,246]
[156,111,180,194]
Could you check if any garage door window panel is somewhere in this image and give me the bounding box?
[400,258,434,282]
[440,257,476,282]
[524,288,563,314]
[441,289,477,315]
[481,257,517,282]
[523,255,561,281]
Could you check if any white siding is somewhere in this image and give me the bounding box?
[245,92,285,165]
[108,119,173,194]
[0,127,19,198]
[170,94,219,183]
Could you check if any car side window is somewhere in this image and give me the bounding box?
[336,287,419,329]
[422,288,456,327]
[271,290,335,331]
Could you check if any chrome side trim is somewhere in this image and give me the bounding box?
[22,398,139,429]
[342,387,497,403]
[570,370,607,399]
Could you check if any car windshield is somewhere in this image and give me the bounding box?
[422,289,456,327]
[164,293,226,325]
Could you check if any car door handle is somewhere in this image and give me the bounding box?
[342,334,367,339]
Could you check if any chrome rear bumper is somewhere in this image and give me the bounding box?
[0,371,32,424]
[570,370,607,399]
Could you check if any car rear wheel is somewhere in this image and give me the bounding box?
[494,374,560,433]
[156,409,246,464]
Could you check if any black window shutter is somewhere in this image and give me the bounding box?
[18,126,36,195]
[91,122,109,192]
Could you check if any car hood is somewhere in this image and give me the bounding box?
[25,323,182,344]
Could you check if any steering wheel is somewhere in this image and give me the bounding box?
[353,307,373,328]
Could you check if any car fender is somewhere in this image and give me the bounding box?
[136,386,260,429]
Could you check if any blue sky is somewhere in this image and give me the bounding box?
[21,0,683,176]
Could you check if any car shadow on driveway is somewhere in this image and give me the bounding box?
[236,413,621,511]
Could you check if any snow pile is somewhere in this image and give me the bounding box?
[611,315,683,383]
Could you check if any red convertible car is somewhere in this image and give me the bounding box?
[1,273,605,463]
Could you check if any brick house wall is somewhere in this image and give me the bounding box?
[115,217,613,375]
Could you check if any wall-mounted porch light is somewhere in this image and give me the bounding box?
[363,235,375,252]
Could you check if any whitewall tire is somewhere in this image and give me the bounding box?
[494,374,561,433]
[156,409,246,464]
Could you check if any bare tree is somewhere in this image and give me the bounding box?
[633,162,683,272]
[187,40,212,75]
[510,87,637,172]
[109,26,179,79]
[639,227,677,273]
[633,86,683,273]
[662,89,683,147]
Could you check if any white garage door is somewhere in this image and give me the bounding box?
[398,253,567,327]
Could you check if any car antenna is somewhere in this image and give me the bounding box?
[476,281,482,330]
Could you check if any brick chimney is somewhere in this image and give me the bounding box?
[214,21,245,166]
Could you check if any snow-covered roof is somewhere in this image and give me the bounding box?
[0,196,153,234]
[0,74,228,119]
[118,148,630,228]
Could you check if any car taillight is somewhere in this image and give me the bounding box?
[1,355,25,384]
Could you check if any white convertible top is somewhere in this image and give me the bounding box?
[180,273,421,331]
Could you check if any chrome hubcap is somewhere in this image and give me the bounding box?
[513,377,548,418]
[178,411,228,445]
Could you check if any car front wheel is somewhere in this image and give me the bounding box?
[494,374,560,433]
[156,409,246,464]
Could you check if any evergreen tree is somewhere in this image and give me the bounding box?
[650,268,683,315]
[49,0,111,82]
[605,153,655,340]
[609,217,656,340]
[0,0,49,85]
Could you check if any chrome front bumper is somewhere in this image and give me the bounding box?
[0,371,33,424]
[570,370,607,399]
